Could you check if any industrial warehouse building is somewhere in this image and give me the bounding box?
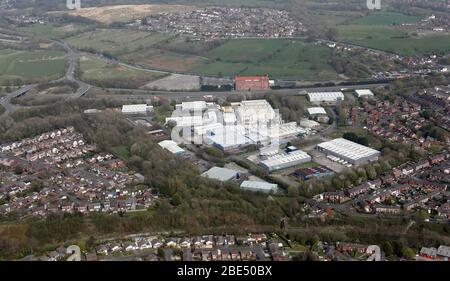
[235,75,270,91]
[307,92,344,104]
[240,181,279,193]
[121,104,153,115]
[175,101,208,112]
[235,99,279,126]
[316,138,380,165]
[307,107,327,116]
[300,118,320,129]
[158,140,185,155]
[260,149,312,172]
[165,99,307,153]
[201,167,239,182]
[204,125,249,152]
[307,107,329,123]
[354,89,374,98]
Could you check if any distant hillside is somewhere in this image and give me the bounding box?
[10,0,294,11]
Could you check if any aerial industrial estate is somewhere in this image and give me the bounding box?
[0,0,449,268]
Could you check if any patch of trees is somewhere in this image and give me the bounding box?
[11,95,65,107]
[343,132,369,146]
[419,124,448,142]
[330,52,372,78]
[264,94,305,123]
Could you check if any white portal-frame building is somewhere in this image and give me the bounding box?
[316,138,380,165]
[354,89,374,98]
[307,92,344,104]
[121,104,153,114]
[260,149,312,172]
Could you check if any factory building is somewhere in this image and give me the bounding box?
[307,92,344,104]
[166,99,307,153]
[354,89,374,98]
[240,181,279,193]
[158,140,185,155]
[235,75,270,91]
[300,119,320,129]
[235,100,280,126]
[307,107,329,123]
[204,125,250,152]
[121,104,153,115]
[250,122,306,145]
[307,107,327,116]
[260,149,312,172]
[316,138,380,165]
[201,167,239,182]
[175,101,208,112]
[165,115,204,127]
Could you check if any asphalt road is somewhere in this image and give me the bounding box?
[0,84,39,115]
[0,40,91,115]
[50,40,91,99]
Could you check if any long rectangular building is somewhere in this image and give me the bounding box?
[316,138,380,165]
[307,92,344,104]
[235,75,270,91]
[240,181,279,193]
[158,140,185,155]
[121,104,153,114]
[260,150,311,172]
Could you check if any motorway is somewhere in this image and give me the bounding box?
[50,40,91,99]
[0,84,39,115]
[0,40,91,115]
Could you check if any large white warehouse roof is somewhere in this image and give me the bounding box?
[355,89,374,98]
[201,167,238,182]
[204,125,249,150]
[177,101,207,111]
[240,181,279,193]
[317,138,380,164]
[307,107,327,115]
[260,150,311,171]
[307,92,344,103]
[236,100,278,125]
[158,140,185,155]
[122,104,153,114]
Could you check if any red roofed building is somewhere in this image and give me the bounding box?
[235,75,270,91]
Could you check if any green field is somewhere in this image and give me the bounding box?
[79,55,165,87]
[0,49,66,82]
[119,48,207,72]
[66,29,171,56]
[192,39,339,80]
[337,25,450,55]
[350,12,422,25]
[19,23,92,38]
